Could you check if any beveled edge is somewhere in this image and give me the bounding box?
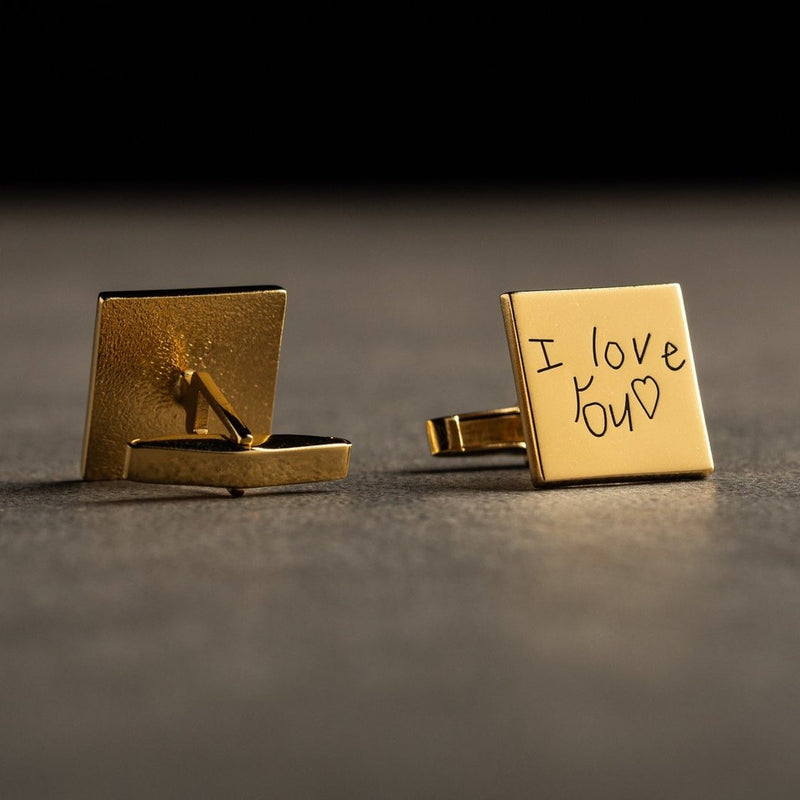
[124,434,352,489]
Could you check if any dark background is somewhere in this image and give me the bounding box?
[4,21,797,193]
[3,32,800,800]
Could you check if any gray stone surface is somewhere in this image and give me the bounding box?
[1,190,799,798]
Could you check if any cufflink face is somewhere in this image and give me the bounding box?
[501,284,713,486]
[82,286,350,494]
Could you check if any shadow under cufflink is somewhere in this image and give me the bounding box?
[426,284,714,489]
[82,286,350,497]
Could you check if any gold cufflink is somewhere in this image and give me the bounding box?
[82,286,351,496]
[427,283,714,487]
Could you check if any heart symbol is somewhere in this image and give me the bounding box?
[631,376,660,419]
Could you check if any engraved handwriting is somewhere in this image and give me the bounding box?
[528,338,564,373]
[533,328,683,438]
[632,332,651,364]
[661,341,686,371]
[604,341,625,369]
[573,375,594,423]
[572,375,660,437]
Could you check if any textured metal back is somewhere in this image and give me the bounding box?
[82,286,286,480]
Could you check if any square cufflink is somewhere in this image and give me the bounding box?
[82,285,351,496]
[427,284,714,487]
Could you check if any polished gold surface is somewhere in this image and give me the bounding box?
[82,286,351,493]
[428,284,713,487]
[501,284,713,486]
[124,434,351,489]
[427,407,526,456]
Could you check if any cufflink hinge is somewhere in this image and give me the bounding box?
[180,369,256,448]
[82,286,351,496]
[426,407,526,457]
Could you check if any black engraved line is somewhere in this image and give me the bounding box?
[631,376,660,420]
[573,374,594,423]
[632,332,652,365]
[604,341,625,370]
[582,403,608,438]
[661,341,686,371]
[609,394,633,432]
[528,338,564,373]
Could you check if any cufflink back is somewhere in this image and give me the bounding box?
[82,286,351,496]
[427,284,714,487]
